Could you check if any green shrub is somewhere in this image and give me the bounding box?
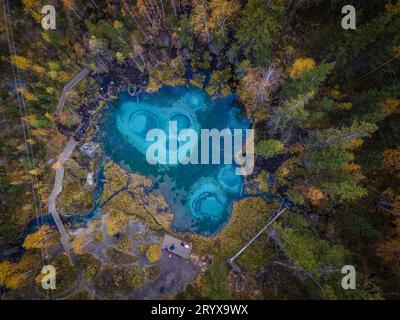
[146,243,162,263]
[256,139,284,159]
[105,246,137,264]
[76,253,102,282]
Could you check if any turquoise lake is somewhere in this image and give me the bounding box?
[99,86,251,235]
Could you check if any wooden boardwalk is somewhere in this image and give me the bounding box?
[48,138,77,251]
[49,68,89,251]
[55,68,90,116]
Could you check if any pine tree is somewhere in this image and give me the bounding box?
[281,62,335,99]
[236,0,286,66]
[270,91,316,131]
[307,121,377,151]
[255,139,284,159]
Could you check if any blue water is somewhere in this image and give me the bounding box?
[99,86,251,235]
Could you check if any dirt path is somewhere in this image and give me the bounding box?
[132,252,201,299]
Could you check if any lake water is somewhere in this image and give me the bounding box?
[99,86,251,235]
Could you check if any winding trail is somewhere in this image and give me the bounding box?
[55,68,90,116]
[48,137,77,251]
[49,68,90,251]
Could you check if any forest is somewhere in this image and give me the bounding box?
[0,0,400,300]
